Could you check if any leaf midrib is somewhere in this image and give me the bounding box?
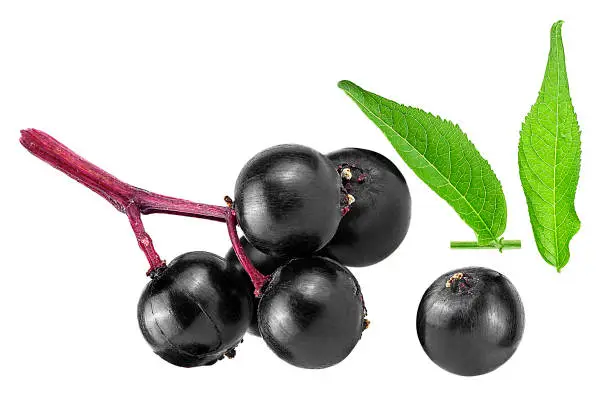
[344,89,497,242]
[552,25,560,264]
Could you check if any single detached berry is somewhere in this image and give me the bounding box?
[138,251,252,367]
[234,144,343,257]
[258,257,367,369]
[416,267,525,376]
[320,148,411,267]
[225,236,290,337]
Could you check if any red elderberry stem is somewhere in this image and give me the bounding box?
[125,204,164,274]
[225,210,271,296]
[20,128,269,292]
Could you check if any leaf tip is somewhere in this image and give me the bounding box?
[551,20,565,35]
[337,80,356,92]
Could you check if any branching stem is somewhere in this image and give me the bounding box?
[20,129,270,295]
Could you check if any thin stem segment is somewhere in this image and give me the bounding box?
[20,129,268,294]
[225,210,270,296]
[450,239,522,252]
[125,204,165,274]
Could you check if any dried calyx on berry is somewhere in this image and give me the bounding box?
[320,148,411,268]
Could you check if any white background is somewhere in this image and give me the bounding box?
[1,1,610,397]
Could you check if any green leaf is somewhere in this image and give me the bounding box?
[338,80,508,246]
[518,21,581,271]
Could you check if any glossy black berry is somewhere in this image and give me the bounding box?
[225,236,290,337]
[258,257,366,369]
[234,144,343,257]
[137,251,252,367]
[416,267,525,376]
[320,148,411,267]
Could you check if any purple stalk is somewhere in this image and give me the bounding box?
[20,128,270,295]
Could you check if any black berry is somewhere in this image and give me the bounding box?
[258,257,366,369]
[234,144,343,257]
[137,251,252,367]
[320,148,411,267]
[416,267,525,376]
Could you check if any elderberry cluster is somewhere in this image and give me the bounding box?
[139,145,411,368]
[22,129,525,376]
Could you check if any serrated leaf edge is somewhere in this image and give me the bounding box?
[518,20,582,271]
[339,80,506,244]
